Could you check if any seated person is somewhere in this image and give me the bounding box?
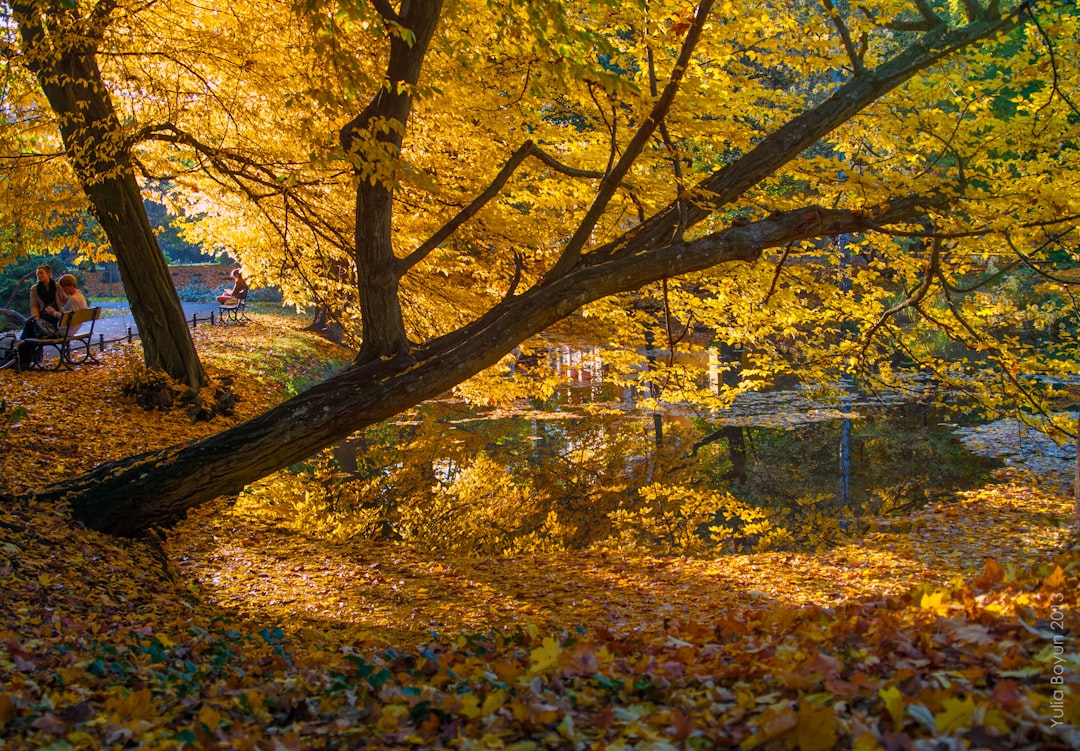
[15,273,86,370]
[21,264,64,339]
[217,268,249,305]
[57,275,88,332]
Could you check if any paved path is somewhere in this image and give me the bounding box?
[94,302,222,341]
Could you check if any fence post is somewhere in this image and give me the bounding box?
[98,334,105,352]
[127,327,133,343]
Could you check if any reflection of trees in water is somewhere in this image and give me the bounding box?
[693,403,1001,549]
[276,398,999,557]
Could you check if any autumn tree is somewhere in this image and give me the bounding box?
[4,0,207,389]
[11,0,1079,535]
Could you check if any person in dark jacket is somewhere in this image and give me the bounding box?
[24,264,64,337]
[16,264,67,370]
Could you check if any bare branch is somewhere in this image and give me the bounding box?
[760,243,794,306]
[398,140,606,272]
[822,0,865,75]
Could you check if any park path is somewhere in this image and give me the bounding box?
[92,302,223,341]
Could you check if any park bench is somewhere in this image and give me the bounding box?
[19,307,102,371]
[217,289,249,324]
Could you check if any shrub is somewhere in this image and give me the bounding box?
[176,279,214,302]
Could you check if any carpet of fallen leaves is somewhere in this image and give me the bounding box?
[1,316,1079,750]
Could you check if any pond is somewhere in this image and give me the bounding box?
[290,346,1009,557]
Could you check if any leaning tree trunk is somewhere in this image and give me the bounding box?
[42,201,927,535]
[82,171,206,390]
[14,3,207,390]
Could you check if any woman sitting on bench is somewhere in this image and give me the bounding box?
[21,264,64,340]
[217,268,248,305]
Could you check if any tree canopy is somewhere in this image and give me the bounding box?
[1,0,1078,533]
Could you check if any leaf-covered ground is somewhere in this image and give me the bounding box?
[1,317,1078,750]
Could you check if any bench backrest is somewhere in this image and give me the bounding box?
[58,307,101,336]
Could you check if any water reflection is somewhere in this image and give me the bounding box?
[302,348,1001,556]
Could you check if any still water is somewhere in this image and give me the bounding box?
[315,347,1002,556]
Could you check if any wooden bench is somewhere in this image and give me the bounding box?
[20,307,102,371]
[217,289,249,325]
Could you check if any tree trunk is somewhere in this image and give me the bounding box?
[342,0,444,363]
[13,3,207,390]
[46,202,926,535]
[355,182,411,361]
[83,172,207,389]
[1074,409,1079,539]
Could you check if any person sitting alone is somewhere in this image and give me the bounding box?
[216,268,249,305]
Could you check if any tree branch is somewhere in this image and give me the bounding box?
[543,0,716,281]
[370,0,402,25]
[1003,230,1080,287]
[761,243,794,306]
[1028,6,1080,120]
[398,140,606,272]
[860,235,941,353]
[913,0,945,29]
[822,0,866,75]
[607,8,1025,262]
[647,42,688,240]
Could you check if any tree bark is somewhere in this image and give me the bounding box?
[13,1,207,390]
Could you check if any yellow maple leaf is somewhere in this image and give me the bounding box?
[197,704,222,731]
[934,695,976,732]
[919,590,951,616]
[1041,565,1066,591]
[105,688,156,722]
[529,636,560,674]
[482,691,507,717]
[65,731,96,746]
[851,731,878,751]
[879,685,905,732]
[459,694,483,720]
